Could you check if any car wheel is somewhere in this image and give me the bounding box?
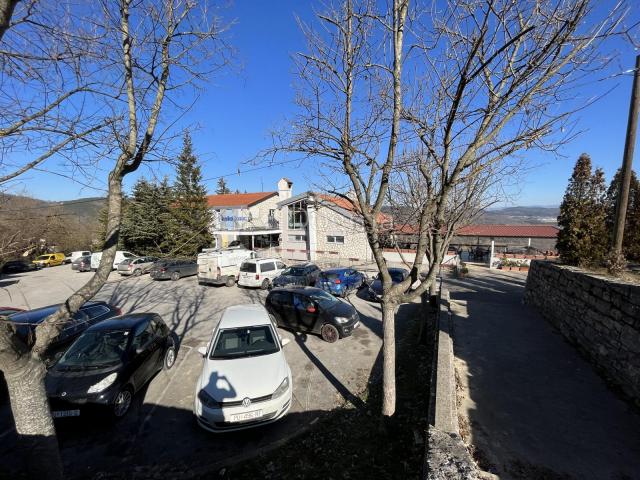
[321,324,340,343]
[225,276,236,287]
[163,344,177,370]
[112,387,133,418]
[260,279,270,290]
[171,271,180,281]
[133,269,142,277]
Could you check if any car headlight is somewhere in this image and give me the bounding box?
[272,377,290,399]
[87,373,117,394]
[335,316,351,324]
[197,389,220,409]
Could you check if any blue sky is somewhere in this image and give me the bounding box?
[7,0,640,208]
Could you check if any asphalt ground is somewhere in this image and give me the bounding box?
[0,264,389,478]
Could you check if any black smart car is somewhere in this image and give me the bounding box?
[265,287,360,343]
[1,260,38,274]
[272,263,321,288]
[46,313,177,419]
[10,301,121,360]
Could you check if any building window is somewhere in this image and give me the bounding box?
[327,235,345,244]
[288,234,307,242]
[288,201,307,229]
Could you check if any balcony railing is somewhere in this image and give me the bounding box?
[211,216,280,231]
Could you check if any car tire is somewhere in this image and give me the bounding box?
[163,344,177,370]
[260,279,270,290]
[133,269,142,277]
[320,324,340,343]
[171,272,180,281]
[112,387,133,419]
[225,276,236,287]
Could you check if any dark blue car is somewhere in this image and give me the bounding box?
[315,268,365,297]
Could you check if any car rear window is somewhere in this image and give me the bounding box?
[240,262,256,273]
[321,272,340,280]
[82,305,111,320]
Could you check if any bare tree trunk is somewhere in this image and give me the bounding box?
[0,0,18,41]
[381,300,397,416]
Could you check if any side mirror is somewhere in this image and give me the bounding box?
[281,338,291,347]
[197,346,208,357]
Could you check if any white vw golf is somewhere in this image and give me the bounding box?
[193,304,293,432]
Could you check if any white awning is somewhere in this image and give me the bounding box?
[211,229,282,236]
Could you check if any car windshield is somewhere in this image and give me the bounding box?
[240,262,256,273]
[57,330,130,369]
[389,270,406,282]
[321,272,340,280]
[282,267,305,276]
[306,289,340,308]
[211,325,279,359]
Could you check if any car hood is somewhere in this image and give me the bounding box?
[273,275,306,286]
[45,364,122,397]
[198,352,288,402]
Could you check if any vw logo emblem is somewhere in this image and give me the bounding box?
[61,392,67,397]
[242,397,251,408]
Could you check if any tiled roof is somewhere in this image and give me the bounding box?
[394,224,559,238]
[206,192,277,208]
[318,195,392,224]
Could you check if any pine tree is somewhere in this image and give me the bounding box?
[606,169,640,261]
[557,154,608,266]
[171,132,214,256]
[216,178,231,194]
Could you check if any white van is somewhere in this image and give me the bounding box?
[197,247,257,287]
[237,258,287,289]
[70,251,91,263]
[90,250,137,270]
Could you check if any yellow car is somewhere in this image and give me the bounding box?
[33,253,66,268]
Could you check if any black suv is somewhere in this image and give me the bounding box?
[1,260,38,274]
[149,259,198,281]
[272,263,321,288]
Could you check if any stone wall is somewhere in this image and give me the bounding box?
[524,261,640,405]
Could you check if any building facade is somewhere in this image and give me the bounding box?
[207,178,292,249]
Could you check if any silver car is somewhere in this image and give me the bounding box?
[117,256,158,276]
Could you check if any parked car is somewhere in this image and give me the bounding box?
[90,251,137,270]
[272,263,321,289]
[71,255,92,272]
[193,304,292,432]
[367,267,410,302]
[32,253,66,268]
[266,287,360,343]
[117,256,158,277]
[237,258,287,289]
[1,260,38,274]
[149,258,198,281]
[315,268,365,297]
[9,301,122,360]
[46,313,177,419]
[69,251,92,264]
[197,247,257,287]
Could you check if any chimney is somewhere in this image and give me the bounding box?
[278,177,293,201]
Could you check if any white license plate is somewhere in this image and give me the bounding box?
[52,409,80,418]
[231,410,262,422]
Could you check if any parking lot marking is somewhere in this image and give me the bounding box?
[136,344,193,438]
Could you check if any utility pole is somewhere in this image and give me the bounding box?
[613,54,640,257]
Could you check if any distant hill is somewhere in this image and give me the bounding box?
[0,194,106,222]
[479,206,559,225]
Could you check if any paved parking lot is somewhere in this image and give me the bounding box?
[0,265,389,477]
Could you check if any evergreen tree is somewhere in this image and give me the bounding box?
[216,177,231,194]
[557,154,608,266]
[606,169,640,261]
[171,132,214,256]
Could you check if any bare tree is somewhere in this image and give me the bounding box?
[0,1,229,478]
[263,0,630,416]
